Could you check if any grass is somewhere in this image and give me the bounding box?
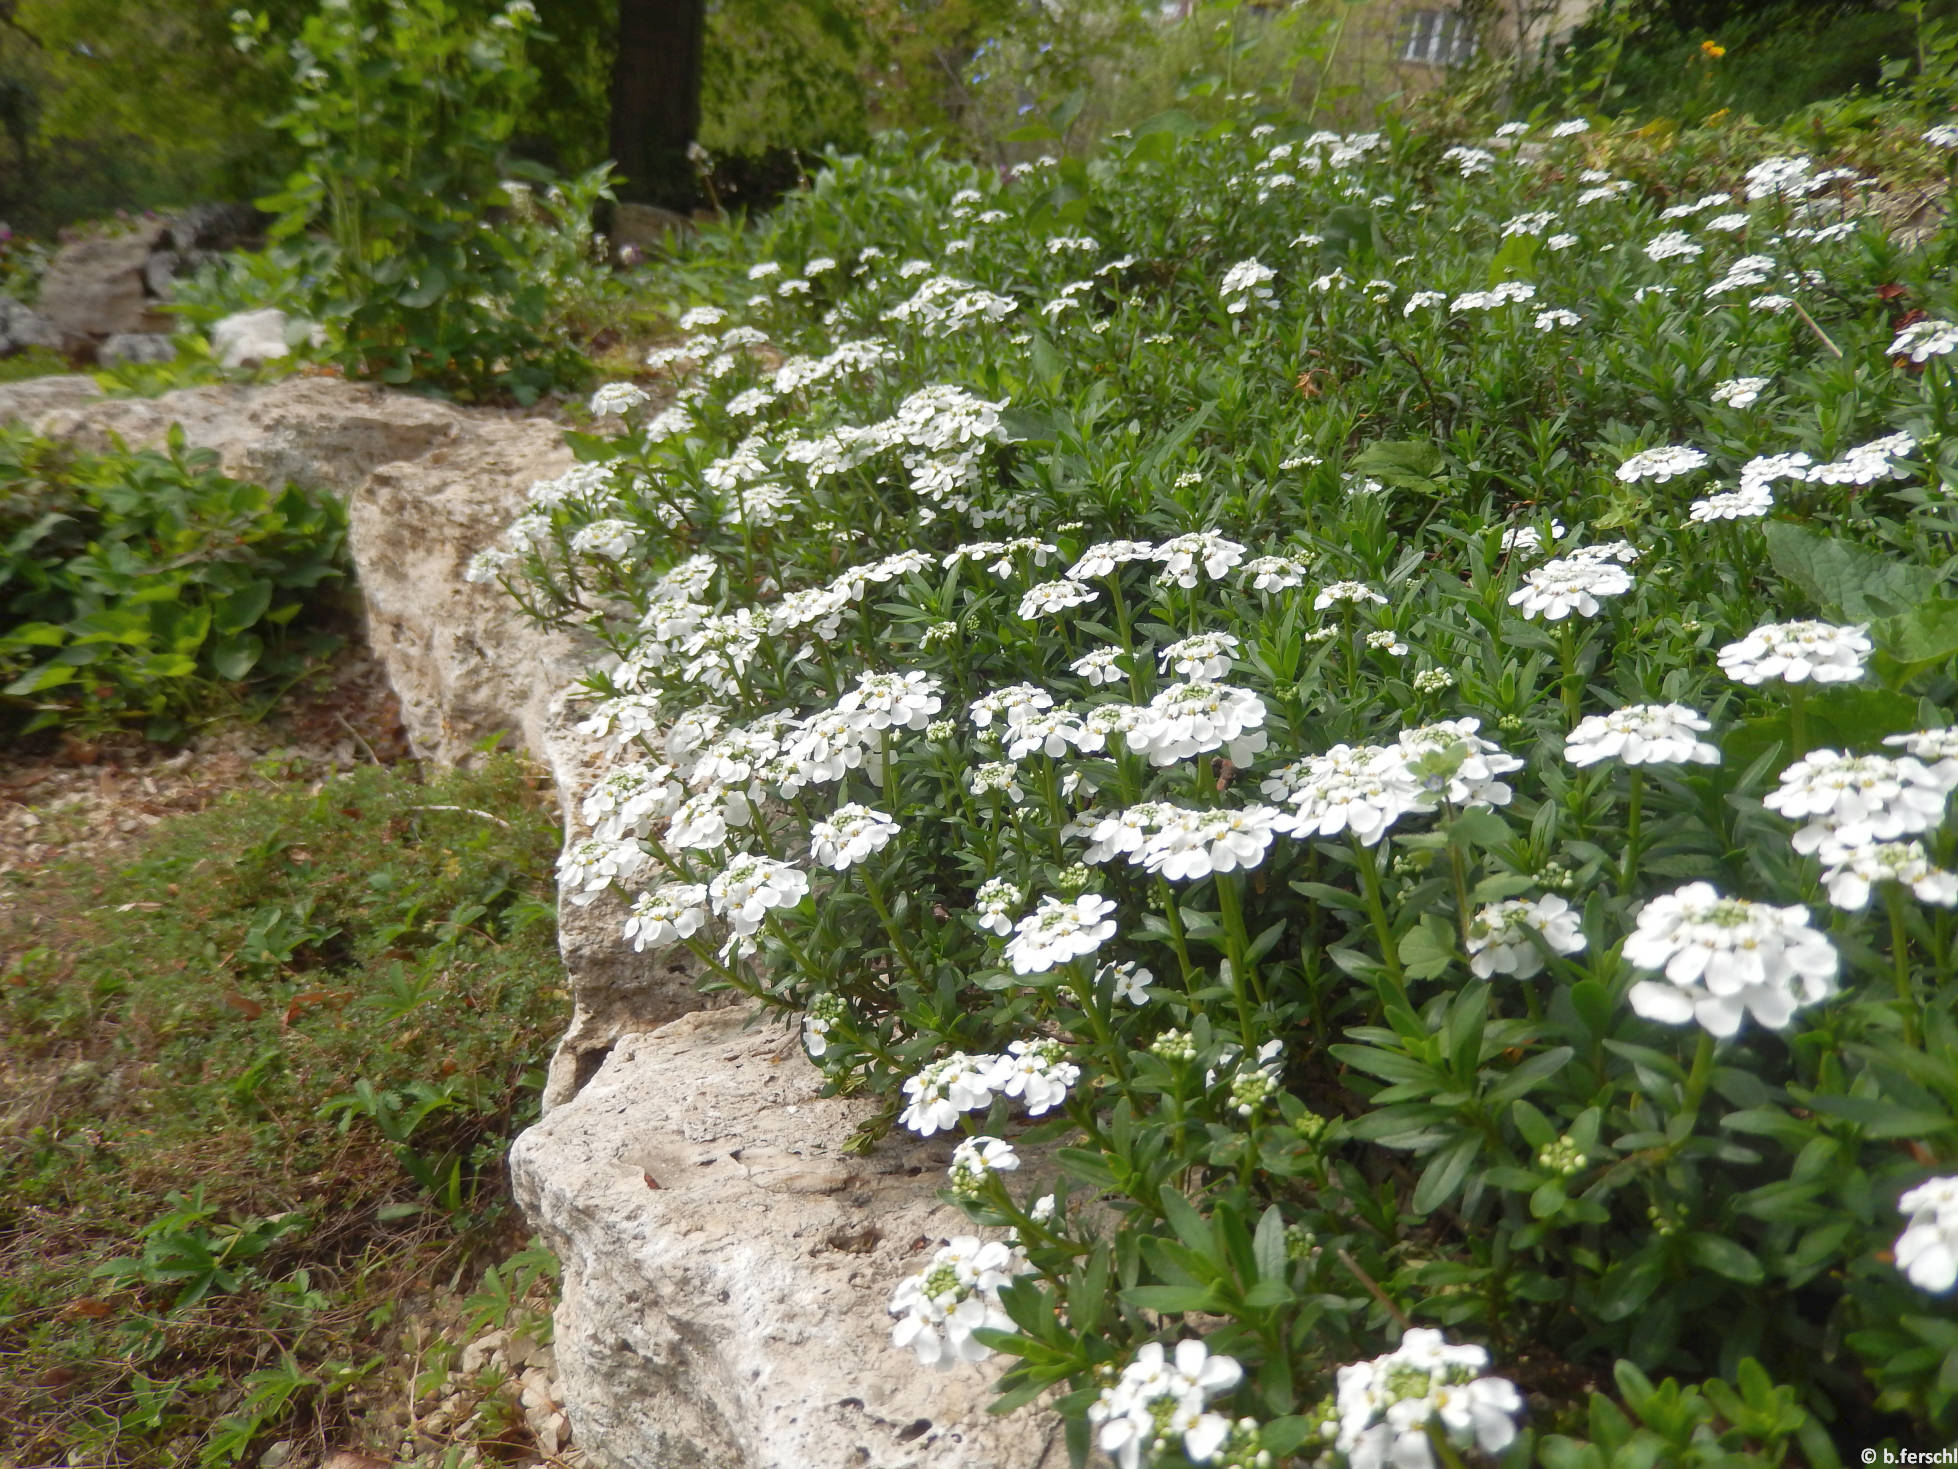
[0,754,569,1468]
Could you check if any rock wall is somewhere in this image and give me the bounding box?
[0,375,1056,1469]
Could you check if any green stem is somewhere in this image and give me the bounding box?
[1068,966,1132,1088]
[1621,768,1644,891]
[1448,834,1474,949]
[1887,886,1923,1047]
[1558,621,1583,725]
[1155,876,1198,989]
[1681,1030,1717,1118]
[861,867,926,983]
[1787,683,1809,757]
[1214,873,1260,1041]
[1352,835,1407,997]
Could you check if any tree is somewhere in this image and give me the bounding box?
[609,0,703,210]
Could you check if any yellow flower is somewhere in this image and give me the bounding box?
[1701,39,1726,58]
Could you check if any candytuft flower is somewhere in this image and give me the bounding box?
[1089,1338,1246,1469]
[1467,895,1585,978]
[1508,556,1632,620]
[1005,893,1120,974]
[1623,882,1839,1037]
[1897,1178,1958,1294]
[1718,620,1870,685]
[1564,704,1720,767]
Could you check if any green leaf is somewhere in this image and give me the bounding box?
[1349,439,1443,489]
[1762,520,1942,620]
[1252,1204,1287,1283]
[1684,1232,1765,1284]
[1412,1133,1480,1214]
[1396,913,1456,981]
[210,633,264,682]
[214,581,274,636]
[1120,1283,1221,1314]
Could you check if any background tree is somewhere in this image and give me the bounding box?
[609,0,704,210]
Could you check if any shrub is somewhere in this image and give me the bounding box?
[0,425,345,738]
[249,0,605,403]
[500,114,1958,1459]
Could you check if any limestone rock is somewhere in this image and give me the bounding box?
[37,223,172,341]
[97,332,177,366]
[510,1005,1061,1469]
[212,308,299,368]
[0,374,102,422]
[0,295,63,356]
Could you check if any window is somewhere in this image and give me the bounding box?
[1396,9,1479,66]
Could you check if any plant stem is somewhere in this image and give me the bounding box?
[1621,767,1644,891]
[1352,835,1407,997]
[1214,873,1260,1040]
[1887,886,1923,1046]
[861,867,926,983]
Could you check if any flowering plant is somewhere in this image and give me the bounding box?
[495,111,1958,1453]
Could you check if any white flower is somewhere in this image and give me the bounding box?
[1100,960,1154,1004]
[1534,308,1582,330]
[1644,230,1703,262]
[1890,319,1958,361]
[1467,895,1585,978]
[1617,445,1709,483]
[557,836,646,906]
[834,670,942,734]
[899,1053,1004,1135]
[1886,728,1958,789]
[1718,620,1870,685]
[1089,1339,1245,1469]
[677,305,725,331]
[1451,281,1537,311]
[1070,539,1157,580]
[1925,124,1958,148]
[1550,118,1590,137]
[1897,1178,1958,1293]
[1712,375,1770,408]
[1159,632,1240,681]
[1739,451,1814,495]
[1565,704,1719,767]
[1005,893,1120,974]
[809,803,900,870]
[1404,290,1447,314]
[1397,718,1523,808]
[1508,556,1632,620]
[1806,431,1916,486]
[887,1235,1028,1367]
[1131,804,1285,880]
[1071,647,1126,686]
[1500,520,1564,554]
[975,876,1024,935]
[1322,1329,1523,1469]
[1126,682,1269,767]
[970,683,1054,730]
[986,1038,1080,1115]
[706,855,809,936]
[1821,841,1958,910]
[1623,882,1839,1037]
[1019,578,1098,619]
[947,1135,1020,1195]
[623,882,709,950]
[1315,580,1388,611]
[1242,554,1308,592]
[1366,629,1409,656]
[1689,484,1775,520]
[1763,749,1951,861]
[1270,743,1420,847]
[589,381,650,417]
[1155,531,1247,588]
[1221,258,1276,313]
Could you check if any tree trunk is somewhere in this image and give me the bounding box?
[609,0,704,210]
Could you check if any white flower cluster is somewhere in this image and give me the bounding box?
[888,1235,1029,1368]
[1624,882,1839,1037]
[1309,1328,1524,1469]
[899,1040,1080,1134]
[1564,704,1719,767]
[1718,620,1870,684]
[1764,749,1954,862]
[1897,1178,1958,1294]
[1090,1339,1246,1469]
[1466,895,1585,978]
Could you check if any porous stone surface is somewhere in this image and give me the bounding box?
[97,331,176,366]
[511,1005,1061,1469]
[37,223,173,342]
[0,373,1045,1469]
[0,294,63,355]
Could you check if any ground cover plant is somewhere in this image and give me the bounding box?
[0,426,346,740]
[486,107,1958,1463]
[0,756,565,1465]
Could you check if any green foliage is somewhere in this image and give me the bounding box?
[252,0,606,402]
[512,105,1958,1458]
[0,756,565,1464]
[0,425,345,739]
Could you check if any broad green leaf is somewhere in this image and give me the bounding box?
[1763,520,1942,620]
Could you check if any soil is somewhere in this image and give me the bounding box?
[0,645,413,895]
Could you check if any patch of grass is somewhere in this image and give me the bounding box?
[0,754,567,1467]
